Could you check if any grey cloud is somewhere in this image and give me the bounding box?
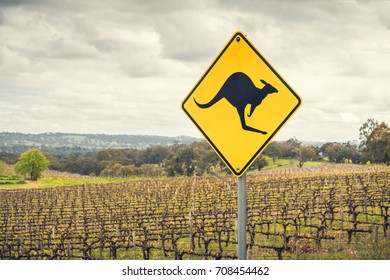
[89,39,116,53]
[123,0,206,14]
[0,0,389,140]
[48,37,100,59]
[215,0,340,22]
[366,1,390,29]
[0,0,40,6]
[154,16,222,61]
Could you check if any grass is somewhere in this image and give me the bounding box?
[247,157,328,173]
[38,176,146,188]
[0,158,369,190]
[296,237,390,260]
[68,233,390,260]
[0,175,26,188]
[0,176,150,190]
[260,156,328,171]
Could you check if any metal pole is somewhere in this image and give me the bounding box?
[237,172,247,260]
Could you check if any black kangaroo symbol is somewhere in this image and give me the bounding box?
[194,72,278,134]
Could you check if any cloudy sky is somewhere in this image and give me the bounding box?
[0,0,389,142]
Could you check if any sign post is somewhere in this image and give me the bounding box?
[237,172,247,260]
[182,31,302,259]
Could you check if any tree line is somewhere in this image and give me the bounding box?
[0,132,197,151]
[1,118,388,179]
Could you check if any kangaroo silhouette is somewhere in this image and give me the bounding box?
[194,72,278,134]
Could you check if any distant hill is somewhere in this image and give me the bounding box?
[0,132,327,160]
[0,132,200,157]
[301,140,325,147]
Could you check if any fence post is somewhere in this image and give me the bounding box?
[67,239,71,259]
[132,231,137,260]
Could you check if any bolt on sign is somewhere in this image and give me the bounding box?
[182,31,302,177]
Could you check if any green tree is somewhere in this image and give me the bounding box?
[279,137,301,158]
[321,142,363,163]
[137,164,165,177]
[141,145,169,164]
[191,141,221,175]
[263,142,282,164]
[165,146,196,176]
[96,149,128,165]
[359,118,378,149]
[14,149,49,180]
[296,146,316,167]
[253,155,269,171]
[359,119,390,164]
[64,156,100,176]
[43,153,62,170]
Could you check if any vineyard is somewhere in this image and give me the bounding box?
[0,164,389,260]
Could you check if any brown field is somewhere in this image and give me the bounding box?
[0,164,389,260]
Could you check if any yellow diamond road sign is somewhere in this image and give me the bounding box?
[182,31,302,177]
